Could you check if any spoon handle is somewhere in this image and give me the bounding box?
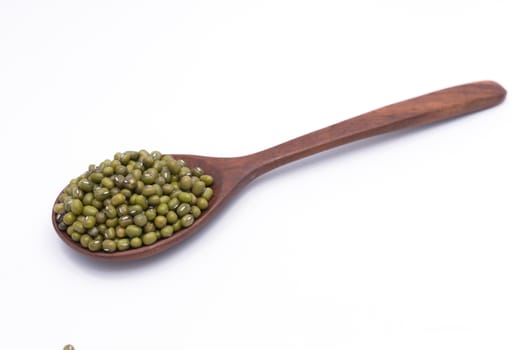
[247,81,506,178]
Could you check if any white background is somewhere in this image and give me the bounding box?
[1,1,524,349]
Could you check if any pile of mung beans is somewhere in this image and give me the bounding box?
[53,150,214,253]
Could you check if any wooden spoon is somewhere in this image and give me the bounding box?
[52,81,506,261]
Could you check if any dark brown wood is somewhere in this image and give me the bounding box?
[52,81,506,261]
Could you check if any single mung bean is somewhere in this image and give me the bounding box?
[135,195,147,209]
[112,174,125,187]
[166,211,178,224]
[176,203,191,216]
[200,174,214,186]
[118,215,133,227]
[142,155,154,168]
[120,152,130,164]
[160,225,174,238]
[130,237,142,248]
[181,214,194,227]
[102,239,117,252]
[160,167,171,182]
[63,197,73,211]
[157,202,169,216]
[120,188,132,198]
[201,187,213,200]
[191,176,199,185]
[168,198,179,210]
[136,180,144,194]
[129,193,138,204]
[117,238,130,251]
[123,176,137,190]
[155,176,166,186]
[153,162,164,173]
[91,199,103,210]
[88,227,99,237]
[128,204,143,216]
[142,185,157,197]
[142,168,158,185]
[80,234,92,248]
[110,187,119,196]
[144,222,156,233]
[131,168,142,180]
[71,186,83,199]
[192,181,206,196]
[125,224,142,238]
[72,221,85,234]
[111,193,126,206]
[116,226,126,238]
[153,184,162,195]
[71,232,81,242]
[94,187,111,201]
[78,178,93,192]
[179,166,191,177]
[82,216,97,229]
[95,211,106,224]
[196,197,208,210]
[104,204,117,219]
[115,164,128,176]
[151,151,162,160]
[89,172,104,184]
[142,231,158,246]
[97,224,107,234]
[53,203,65,214]
[179,175,192,190]
[116,204,128,217]
[82,192,94,205]
[133,213,148,227]
[106,217,118,228]
[162,183,174,194]
[191,206,201,218]
[166,159,181,174]
[148,194,160,206]
[192,166,204,177]
[154,216,167,229]
[102,165,114,177]
[62,212,76,225]
[101,177,114,189]
[105,227,116,239]
[178,191,192,203]
[145,208,157,221]
[88,239,103,251]
[70,199,83,215]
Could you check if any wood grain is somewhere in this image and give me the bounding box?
[52,81,506,261]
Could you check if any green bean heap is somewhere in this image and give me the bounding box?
[53,150,214,253]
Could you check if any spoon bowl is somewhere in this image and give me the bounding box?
[53,81,507,261]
